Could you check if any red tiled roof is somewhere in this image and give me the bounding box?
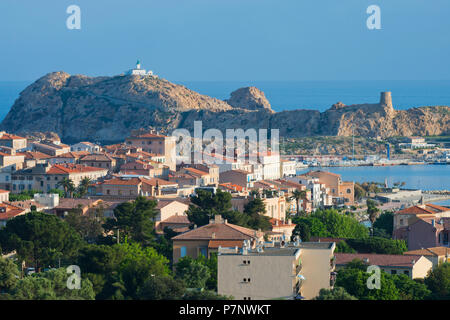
[335,253,424,268]
[47,164,107,174]
[404,247,450,257]
[161,215,190,224]
[397,204,449,215]
[183,167,209,176]
[270,218,296,228]
[17,151,52,160]
[80,153,114,161]
[172,221,262,241]
[0,133,25,140]
[208,240,244,248]
[54,151,91,159]
[0,203,26,221]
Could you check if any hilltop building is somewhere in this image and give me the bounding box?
[125,60,156,77]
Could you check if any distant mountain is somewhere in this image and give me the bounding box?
[1,72,448,143]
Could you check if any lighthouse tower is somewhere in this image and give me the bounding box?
[125,59,155,77]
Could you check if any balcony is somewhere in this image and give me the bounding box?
[295,263,303,275]
[330,272,337,287]
[330,256,336,270]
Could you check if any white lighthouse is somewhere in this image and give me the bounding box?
[125,59,155,77]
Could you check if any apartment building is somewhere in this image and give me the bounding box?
[217,241,336,300]
[0,133,27,151]
[11,163,108,193]
[307,170,355,206]
[220,169,255,188]
[125,131,176,170]
[231,195,287,221]
[95,176,177,198]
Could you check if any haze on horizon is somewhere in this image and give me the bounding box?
[0,0,449,82]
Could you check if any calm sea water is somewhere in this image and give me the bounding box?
[178,80,450,112]
[1,80,450,118]
[298,165,450,205]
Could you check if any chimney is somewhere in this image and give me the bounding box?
[211,232,216,239]
[363,258,370,264]
[193,224,197,229]
[288,218,292,225]
[276,220,279,226]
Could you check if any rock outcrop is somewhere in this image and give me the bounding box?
[225,87,273,113]
[1,72,448,143]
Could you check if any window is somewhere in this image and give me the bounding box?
[347,189,351,194]
[200,247,207,257]
[391,270,397,275]
[403,270,410,276]
[180,246,187,258]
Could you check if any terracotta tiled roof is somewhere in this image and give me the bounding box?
[161,215,190,224]
[335,253,424,268]
[397,204,450,215]
[404,247,450,257]
[0,133,25,140]
[80,153,114,161]
[219,183,244,192]
[172,221,261,241]
[17,151,52,160]
[208,240,245,248]
[155,199,188,210]
[54,151,91,159]
[0,203,26,221]
[183,167,209,176]
[128,133,167,139]
[101,177,175,187]
[0,189,10,194]
[55,198,101,210]
[47,164,107,174]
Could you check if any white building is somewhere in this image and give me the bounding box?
[70,142,101,153]
[125,60,156,77]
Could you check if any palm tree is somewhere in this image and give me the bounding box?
[366,199,380,235]
[57,177,75,198]
[291,189,307,216]
[77,177,92,198]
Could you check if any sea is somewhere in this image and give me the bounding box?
[1,80,449,202]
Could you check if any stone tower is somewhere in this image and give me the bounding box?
[380,91,393,109]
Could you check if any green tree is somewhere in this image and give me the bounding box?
[77,177,92,198]
[137,274,185,300]
[424,262,450,300]
[345,237,407,255]
[313,287,357,300]
[0,212,82,269]
[373,211,394,237]
[10,268,95,300]
[116,241,170,299]
[0,256,20,292]
[336,261,400,300]
[367,199,380,230]
[392,274,431,300]
[291,189,307,215]
[175,256,210,289]
[243,197,272,231]
[48,188,65,198]
[56,178,75,198]
[65,209,105,243]
[104,196,157,244]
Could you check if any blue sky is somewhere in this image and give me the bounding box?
[0,0,449,81]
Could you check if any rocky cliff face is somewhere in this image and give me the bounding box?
[1,72,449,143]
[225,87,274,113]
